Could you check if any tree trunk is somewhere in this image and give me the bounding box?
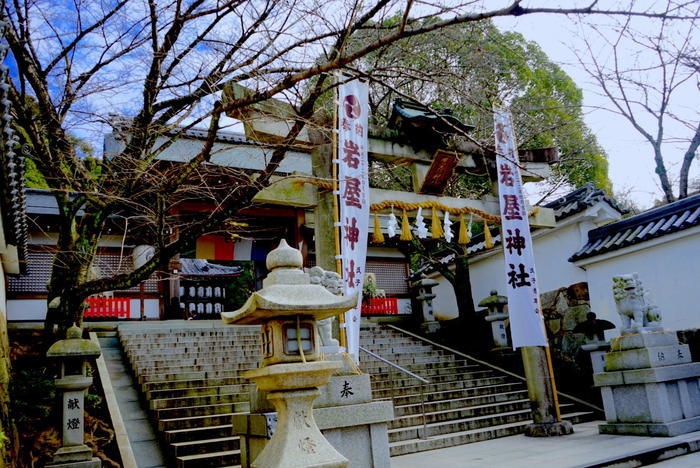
[679,123,700,199]
[653,145,676,203]
[440,256,489,352]
[45,249,94,336]
[44,199,105,336]
[452,256,475,320]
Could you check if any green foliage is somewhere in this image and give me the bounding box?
[23,156,49,189]
[362,278,380,302]
[13,95,100,189]
[85,392,103,411]
[9,368,56,427]
[224,261,255,311]
[349,18,611,193]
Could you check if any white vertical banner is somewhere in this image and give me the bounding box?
[338,79,369,359]
[493,109,548,348]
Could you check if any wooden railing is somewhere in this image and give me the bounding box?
[361,297,399,315]
[84,297,131,319]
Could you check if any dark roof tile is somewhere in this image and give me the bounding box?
[570,193,700,262]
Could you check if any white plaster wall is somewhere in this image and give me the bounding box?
[7,299,46,321]
[128,299,160,319]
[431,222,590,320]
[579,230,700,333]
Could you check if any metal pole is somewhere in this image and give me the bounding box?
[420,380,428,440]
[330,79,348,349]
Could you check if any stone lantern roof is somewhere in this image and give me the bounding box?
[221,239,357,325]
[46,325,101,358]
[478,290,508,309]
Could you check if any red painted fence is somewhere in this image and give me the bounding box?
[361,297,399,315]
[84,297,131,319]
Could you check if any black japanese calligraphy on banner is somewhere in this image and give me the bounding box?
[494,110,548,348]
[338,79,369,359]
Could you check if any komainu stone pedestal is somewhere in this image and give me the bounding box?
[594,331,700,436]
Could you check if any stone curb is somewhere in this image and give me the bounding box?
[89,332,138,468]
[575,436,700,467]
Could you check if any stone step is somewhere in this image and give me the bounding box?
[359,357,463,373]
[119,327,258,337]
[371,376,510,399]
[164,424,234,444]
[367,364,484,381]
[121,337,260,348]
[136,363,259,381]
[153,401,250,420]
[147,382,253,400]
[131,355,260,370]
[122,336,260,347]
[141,370,254,386]
[390,399,530,429]
[150,391,249,410]
[175,449,241,468]
[359,339,430,347]
[360,347,454,363]
[360,345,441,355]
[393,390,529,417]
[128,347,261,362]
[159,412,244,432]
[388,407,532,442]
[388,382,526,407]
[170,436,240,458]
[388,403,578,442]
[388,411,594,457]
[370,370,496,390]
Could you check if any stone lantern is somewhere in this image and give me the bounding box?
[46,325,102,468]
[411,275,440,334]
[222,239,357,468]
[479,290,509,349]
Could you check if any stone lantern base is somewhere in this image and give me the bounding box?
[47,445,101,468]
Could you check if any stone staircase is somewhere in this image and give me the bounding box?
[358,324,597,456]
[118,323,596,466]
[119,325,261,467]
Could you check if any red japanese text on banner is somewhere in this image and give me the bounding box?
[493,109,548,348]
[338,79,369,359]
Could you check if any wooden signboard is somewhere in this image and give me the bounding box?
[418,149,461,195]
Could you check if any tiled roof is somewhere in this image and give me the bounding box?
[0,20,28,268]
[465,183,621,257]
[388,99,475,136]
[179,258,242,276]
[569,193,700,262]
[544,182,625,221]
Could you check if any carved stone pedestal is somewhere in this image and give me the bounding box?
[581,341,610,374]
[594,331,700,436]
[236,371,393,468]
[253,388,347,468]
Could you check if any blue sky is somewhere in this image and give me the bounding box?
[495,7,698,208]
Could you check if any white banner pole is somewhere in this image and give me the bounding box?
[493,109,548,349]
[493,109,571,436]
[337,79,370,361]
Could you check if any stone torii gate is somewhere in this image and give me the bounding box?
[222,84,568,437]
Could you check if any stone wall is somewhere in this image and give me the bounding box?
[0,265,12,464]
[676,329,700,362]
[541,282,592,361]
[539,282,603,403]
